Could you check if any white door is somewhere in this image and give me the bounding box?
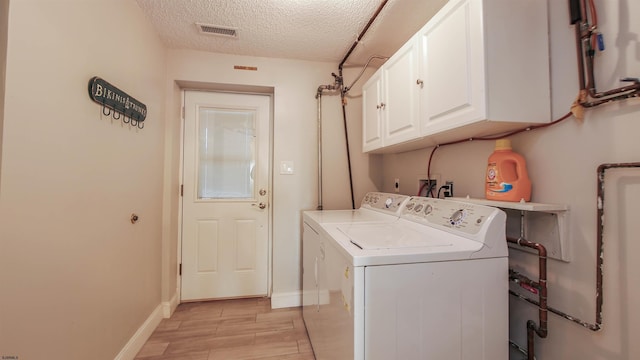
[181,90,270,301]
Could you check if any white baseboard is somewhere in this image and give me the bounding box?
[271,291,301,309]
[162,291,179,318]
[114,304,163,360]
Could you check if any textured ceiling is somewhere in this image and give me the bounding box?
[135,0,448,67]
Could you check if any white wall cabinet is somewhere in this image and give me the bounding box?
[364,0,550,153]
[362,69,383,152]
[362,38,423,153]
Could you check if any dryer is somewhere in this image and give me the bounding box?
[302,196,508,360]
[302,192,409,359]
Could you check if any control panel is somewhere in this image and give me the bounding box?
[401,197,499,236]
[360,192,410,215]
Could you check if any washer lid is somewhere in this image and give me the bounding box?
[338,223,452,250]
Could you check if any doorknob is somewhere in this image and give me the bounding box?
[252,202,267,209]
[259,189,267,196]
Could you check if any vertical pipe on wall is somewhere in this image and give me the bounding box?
[316,93,323,210]
[335,0,389,209]
[508,237,548,360]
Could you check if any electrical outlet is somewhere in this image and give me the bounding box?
[443,181,454,197]
[418,179,437,197]
[394,178,400,192]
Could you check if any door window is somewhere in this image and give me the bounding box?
[197,107,256,200]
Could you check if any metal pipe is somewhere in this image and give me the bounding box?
[573,8,586,91]
[314,77,343,210]
[507,236,548,360]
[344,55,389,93]
[340,81,356,209]
[339,0,389,70]
[572,0,640,107]
[340,0,386,207]
[596,163,640,323]
[509,163,640,335]
[508,237,549,337]
[316,93,323,210]
[333,1,388,209]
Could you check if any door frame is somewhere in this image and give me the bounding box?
[176,85,275,304]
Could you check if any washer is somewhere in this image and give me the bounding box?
[302,196,508,360]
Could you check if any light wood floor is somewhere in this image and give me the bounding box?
[135,298,315,360]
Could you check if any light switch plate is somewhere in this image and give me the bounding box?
[280,161,294,175]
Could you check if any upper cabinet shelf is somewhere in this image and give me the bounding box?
[363,0,551,154]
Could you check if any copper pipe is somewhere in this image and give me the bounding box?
[334,0,388,209]
[573,0,640,106]
[339,0,389,70]
[508,237,548,360]
[508,237,548,337]
[574,18,586,91]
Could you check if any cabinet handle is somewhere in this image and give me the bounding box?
[416,79,424,88]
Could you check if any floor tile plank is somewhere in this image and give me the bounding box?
[135,298,315,360]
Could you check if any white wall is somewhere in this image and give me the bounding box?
[164,50,371,306]
[0,1,167,359]
[379,1,640,359]
[0,0,8,190]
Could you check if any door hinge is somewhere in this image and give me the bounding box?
[180,184,183,197]
[179,263,182,276]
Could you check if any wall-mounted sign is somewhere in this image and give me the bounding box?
[88,76,147,128]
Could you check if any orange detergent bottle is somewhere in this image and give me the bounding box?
[485,139,531,202]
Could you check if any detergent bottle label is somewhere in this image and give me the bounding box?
[486,162,513,195]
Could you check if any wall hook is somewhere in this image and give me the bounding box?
[88,77,147,130]
[130,213,139,224]
[137,121,144,129]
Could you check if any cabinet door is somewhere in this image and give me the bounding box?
[382,38,421,146]
[362,69,383,152]
[419,0,484,135]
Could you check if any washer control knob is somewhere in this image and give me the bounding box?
[414,204,424,212]
[424,204,433,215]
[449,209,466,225]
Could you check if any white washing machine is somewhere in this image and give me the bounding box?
[302,196,508,360]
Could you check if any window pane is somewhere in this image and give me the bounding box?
[197,107,256,199]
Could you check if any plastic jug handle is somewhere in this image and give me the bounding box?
[514,157,529,180]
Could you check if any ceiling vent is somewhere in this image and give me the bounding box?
[196,23,238,38]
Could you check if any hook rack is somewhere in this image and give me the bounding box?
[88,76,146,129]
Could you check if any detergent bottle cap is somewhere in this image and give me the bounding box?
[495,139,512,151]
